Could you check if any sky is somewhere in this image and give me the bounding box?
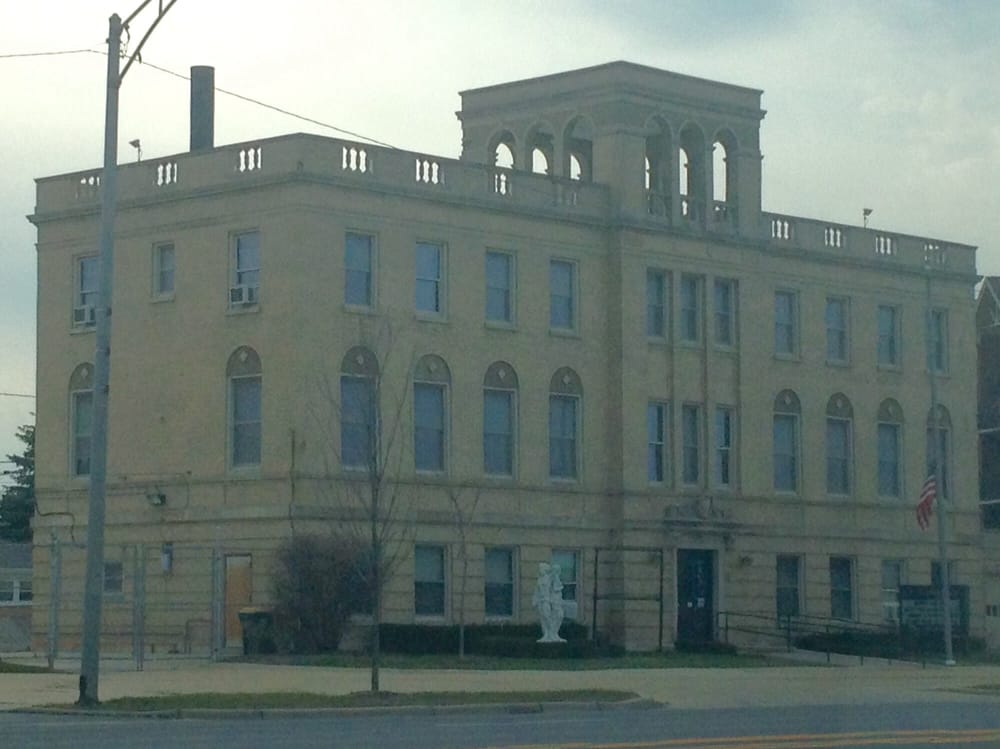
[0,0,997,480]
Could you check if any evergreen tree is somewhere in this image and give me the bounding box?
[0,423,35,542]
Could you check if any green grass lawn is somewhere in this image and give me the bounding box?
[245,650,784,670]
[0,660,51,674]
[86,689,639,712]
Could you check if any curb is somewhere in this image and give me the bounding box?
[14,696,662,720]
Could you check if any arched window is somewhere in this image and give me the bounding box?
[227,347,262,468]
[678,124,706,221]
[340,346,379,469]
[493,139,515,169]
[644,117,672,217]
[413,354,450,473]
[926,405,952,498]
[526,122,555,175]
[549,368,582,479]
[69,363,94,477]
[483,362,518,477]
[773,390,800,492]
[563,117,594,182]
[877,399,903,498]
[825,394,853,495]
[711,130,738,213]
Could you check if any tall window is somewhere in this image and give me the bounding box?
[646,269,667,338]
[715,406,734,488]
[484,547,514,618]
[103,560,124,596]
[415,241,444,315]
[682,404,700,485]
[825,297,848,363]
[679,274,701,343]
[926,405,951,499]
[774,291,797,356]
[230,231,260,306]
[69,364,94,477]
[877,399,903,498]
[928,308,948,373]
[549,368,582,479]
[881,560,903,624]
[413,355,450,473]
[549,260,576,331]
[485,251,514,324]
[483,362,517,476]
[829,557,854,620]
[345,232,374,308]
[227,347,262,468]
[551,549,579,620]
[414,545,446,617]
[340,347,379,470]
[877,305,899,367]
[825,394,853,495]
[773,390,800,492]
[776,555,801,619]
[153,243,175,297]
[714,279,735,346]
[74,255,98,327]
[647,401,668,483]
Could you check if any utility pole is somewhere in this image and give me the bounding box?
[78,1,179,706]
[925,271,955,666]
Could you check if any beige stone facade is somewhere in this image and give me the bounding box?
[29,62,984,654]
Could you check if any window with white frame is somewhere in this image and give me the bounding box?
[877,305,899,367]
[679,274,701,343]
[485,251,514,324]
[773,390,800,493]
[681,403,700,485]
[825,297,848,364]
[230,231,260,306]
[715,406,734,488]
[414,544,446,617]
[647,401,668,484]
[776,554,801,619]
[829,556,854,620]
[549,368,581,479]
[0,578,31,605]
[415,241,444,315]
[714,278,735,347]
[153,243,175,297]
[928,308,948,373]
[551,549,579,620]
[227,347,262,468]
[881,560,903,624]
[483,362,517,477]
[69,363,93,477]
[549,259,576,331]
[877,399,903,498]
[774,290,798,356]
[825,394,853,495]
[74,255,98,327]
[413,355,450,473]
[345,232,374,308]
[340,347,379,470]
[646,269,667,339]
[484,547,515,618]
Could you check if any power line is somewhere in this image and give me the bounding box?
[0,48,102,59]
[0,392,35,399]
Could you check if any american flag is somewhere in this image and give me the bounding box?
[916,474,936,530]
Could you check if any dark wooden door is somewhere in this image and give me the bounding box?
[676,549,714,644]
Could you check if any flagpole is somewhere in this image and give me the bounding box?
[926,269,955,665]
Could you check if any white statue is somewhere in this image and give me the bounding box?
[532,562,566,643]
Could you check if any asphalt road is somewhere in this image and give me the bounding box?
[4,700,1000,749]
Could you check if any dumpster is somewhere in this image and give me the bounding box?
[238,607,276,655]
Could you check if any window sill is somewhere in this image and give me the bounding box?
[227,465,261,478]
[415,312,449,325]
[151,293,175,304]
[343,303,377,316]
[677,339,702,349]
[415,469,447,480]
[773,352,800,363]
[414,614,447,623]
[484,472,516,482]
[646,335,669,346]
[548,327,580,339]
[825,359,850,369]
[485,320,517,332]
[713,344,737,354]
[548,476,579,485]
[70,325,96,335]
[227,304,260,316]
[876,364,902,374]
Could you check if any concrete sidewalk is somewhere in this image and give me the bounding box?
[1,654,998,712]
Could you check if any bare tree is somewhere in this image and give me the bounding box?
[313,319,414,691]
[446,485,481,658]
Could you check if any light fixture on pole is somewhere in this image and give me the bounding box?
[863,208,873,228]
[129,138,142,162]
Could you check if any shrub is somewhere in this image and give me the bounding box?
[270,534,369,653]
[378,621,594,656]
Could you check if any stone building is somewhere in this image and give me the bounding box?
[28,61,983,653]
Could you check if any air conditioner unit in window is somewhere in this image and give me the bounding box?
[229,285,258,306]
[73,305,96,326]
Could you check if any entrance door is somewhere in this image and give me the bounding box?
[676,549,715,644]
[224,554,253,648]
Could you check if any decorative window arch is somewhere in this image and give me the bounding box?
[825,394,853,495]
[773,390,800,492]
[226,347,262,468]
[549,368,582,479]
[413,354,450,473]
[877,399,904,497]
[339,346,379,469]
[69,363,94,477]
[483,362,518,476]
